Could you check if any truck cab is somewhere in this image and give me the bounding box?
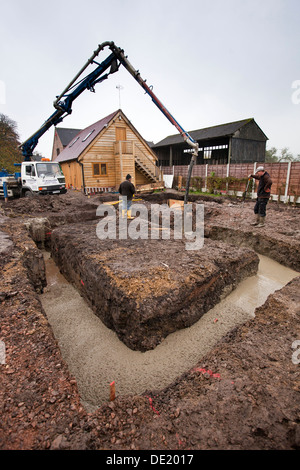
[21,159,67,196]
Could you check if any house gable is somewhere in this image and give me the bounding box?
[78,110,160,190]
[232,119,268,142]
[56,109,162,192]
[78,110,158,163]
[55,110,119,164]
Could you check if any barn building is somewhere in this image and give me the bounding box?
[54,110,162,193]
[152,118,268,167]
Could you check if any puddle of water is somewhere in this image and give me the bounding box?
[223,254,297,316]
[40,251,299,410]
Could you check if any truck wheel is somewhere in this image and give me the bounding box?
[24,190,33,198]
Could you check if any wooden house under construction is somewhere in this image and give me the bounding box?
[54,110,162,193]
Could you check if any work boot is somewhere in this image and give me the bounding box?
[127,210,134,220]
[122,209,127,219]
[257,216,265,228]
[250,215,260,226]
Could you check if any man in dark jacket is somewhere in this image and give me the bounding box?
[119,174,135,219]
[248,166,272,227]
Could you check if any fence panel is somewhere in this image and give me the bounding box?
[161,162,300,202]
[262,163,288,197]
[289,162,300,199]
[207,164,228,177]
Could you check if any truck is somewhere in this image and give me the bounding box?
[0,159,67,199]
[1,41,198,202]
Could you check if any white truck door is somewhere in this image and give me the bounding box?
[22,164,38,192]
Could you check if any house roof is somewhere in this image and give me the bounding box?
[153,118,267,147]
[55,127,82,147]
[55,111,119,163]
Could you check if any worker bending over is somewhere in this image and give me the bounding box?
[119,174,135,219]
[249,166,272,227]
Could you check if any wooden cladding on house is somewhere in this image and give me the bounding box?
[60,160,82,190]
[57,110,161,191]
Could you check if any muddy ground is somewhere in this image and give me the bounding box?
[0,189,300,450]
[50,220,258,351]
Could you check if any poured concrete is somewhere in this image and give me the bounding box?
[40,252,299,410]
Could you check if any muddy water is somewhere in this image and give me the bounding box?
[40,252,299,411]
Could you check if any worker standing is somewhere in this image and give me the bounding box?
[248,166,272,227]
[119,174,135,219]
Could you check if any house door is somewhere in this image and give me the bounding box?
[116,127,127,154]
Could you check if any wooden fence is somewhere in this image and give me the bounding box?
[162,162,300,203]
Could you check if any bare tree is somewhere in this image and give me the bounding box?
[265,146,300,163]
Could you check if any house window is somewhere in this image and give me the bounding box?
[69,137,79,147]
[93,163,107,177]
[82,130,95,142]
[101,163,107,176]
[93,163,100,176]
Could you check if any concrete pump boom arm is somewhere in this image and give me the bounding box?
[107,42,198,203]
[20,41,198,202]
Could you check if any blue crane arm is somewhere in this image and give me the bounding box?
[20,41,198,202]
[20,51,118,160]
[109,43,198,152]
[108,43,199,203]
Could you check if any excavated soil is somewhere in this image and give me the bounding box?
[50,219,258,351]
[0,190,300,451]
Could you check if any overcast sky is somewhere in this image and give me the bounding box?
[1,0,299,158]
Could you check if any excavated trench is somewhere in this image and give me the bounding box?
[29,201,299,410]
[49,220,259,352]
[40,250,298,411]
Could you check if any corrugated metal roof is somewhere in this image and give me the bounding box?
[55,110,119,163]
[153,118,256,147]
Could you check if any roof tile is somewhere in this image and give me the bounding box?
[55,110,119,163]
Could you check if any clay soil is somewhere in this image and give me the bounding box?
[50,220,258,352]
[0,190,300,451]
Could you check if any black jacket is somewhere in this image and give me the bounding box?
[252,171,272,198]
[119,180,135,200]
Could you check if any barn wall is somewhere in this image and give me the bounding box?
[231,139,266,163]
[153,120,268,166]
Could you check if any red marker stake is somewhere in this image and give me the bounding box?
[110,381,116,401]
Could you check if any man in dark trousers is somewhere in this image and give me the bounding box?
[248,166,272,227]
[119,174,135,219]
